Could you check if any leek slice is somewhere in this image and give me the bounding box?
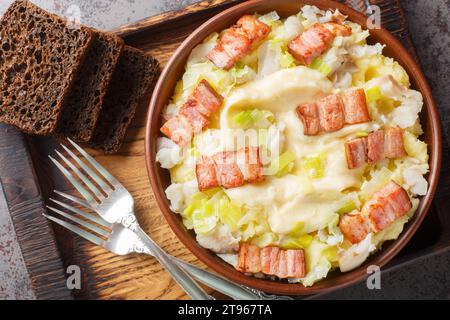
[310,57,332,76]
[301,153,326,179]
[267,151,296,177]
[232,109,275,129]
[366,85,383,103]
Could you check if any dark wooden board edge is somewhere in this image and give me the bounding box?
[113,0,243,38]
[0,124,72,300]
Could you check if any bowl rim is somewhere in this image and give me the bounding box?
[145,0,442,295]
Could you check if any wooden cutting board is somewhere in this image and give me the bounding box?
[1,0,449,300]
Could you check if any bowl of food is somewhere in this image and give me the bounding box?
[146,0,441,295]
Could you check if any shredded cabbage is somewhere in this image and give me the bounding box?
[403,131,428,163]
[258,11,280,26]
[280,234,313,250]
[299,239,335,286]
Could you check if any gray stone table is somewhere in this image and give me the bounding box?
[0,0,449,300]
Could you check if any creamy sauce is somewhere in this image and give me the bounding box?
[209,67,377,235]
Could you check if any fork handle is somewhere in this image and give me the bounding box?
[135,226,212,300]
[173,258,293,300]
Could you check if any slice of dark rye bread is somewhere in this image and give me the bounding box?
[87,46,159,153]
[57,32,124,141]
[0,0,93,135]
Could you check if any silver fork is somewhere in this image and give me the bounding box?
[49,139,211,300]
[48,139,292,300]
[44,195,286,300]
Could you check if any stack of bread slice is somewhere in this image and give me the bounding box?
[0,0,159,153]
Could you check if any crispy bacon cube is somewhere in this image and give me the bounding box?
[341,88,371,124]
[345,137,368,169]
[237,243,261,273]
[236,15,271,43]
[207,43,235,70]
[317,94,345,132]
[213,151,245,189]
[339,211,370,244]
[364,181,412,232]
[367,130,385,164]
[180,99,209,133]
[288,23,335,65]
[236,147,264,183]
[195,155,219,191]
[384,127,407,159]
[297,102,321,136]
[191,79,224,117]
[208,28,252,70]
[160,115,193,147]
[375,181,412,218]
[241,245,305,278]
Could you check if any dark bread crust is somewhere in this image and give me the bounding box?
[58,31,124,141]
[0,0,93,135]
[88,46,159,153]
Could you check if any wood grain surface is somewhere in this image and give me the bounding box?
[2,0,448,300]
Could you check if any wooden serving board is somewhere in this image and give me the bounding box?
[1,0,449,300]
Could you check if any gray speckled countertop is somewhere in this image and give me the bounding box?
[0,0,449,300]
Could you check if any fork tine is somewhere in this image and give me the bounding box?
[49,155,97,204]
[55,150,104,200]
[67,138,120,186]
[49,197,112,229]
[60,144,113,193]
[43,213,104,246]
[46,205,110,237]
[54,190,91,210]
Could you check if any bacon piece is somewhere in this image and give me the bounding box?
[384,127,407,159]
[260,247,273,274]
[297,102,320,136]
[208,16,270,69]
[288,23,335,65]
[236,147,264,183]
[317,94,345,132]
[179,99,209,133]
[237,243,249,272]
[364,181,412,232]
[191,79,224,117]
[195,155,219,191]
[345,137,368,169]
[207,43,235,70]
[160,115,193,147]
[161,80,223,145]
[286,249,306,278]
[221,28,252,63]
[367,130,385,164]
[375,181,412,218]
[340,182,412,242]
[366,199,397,232]
[339,211,370,244]
[322,22,352,36]
[236,15,271,43]
[237,243,261,273]
[208,28,251,70]
[213,151,245,189]
[239,245,305,278]
[341,88,371,124]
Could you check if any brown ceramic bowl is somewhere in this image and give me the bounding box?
[146,0,442,295]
